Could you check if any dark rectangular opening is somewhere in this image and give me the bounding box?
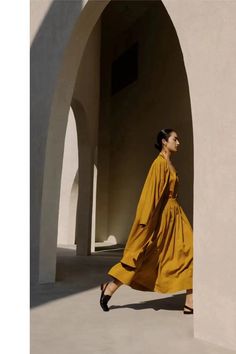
[111,42,138,95]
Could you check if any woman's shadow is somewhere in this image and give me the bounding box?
[109,293,185,311]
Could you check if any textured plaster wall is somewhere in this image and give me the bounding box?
[163,0,236,351]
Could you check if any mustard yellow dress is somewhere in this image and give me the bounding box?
[108,153,193,293]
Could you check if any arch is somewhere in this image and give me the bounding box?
[31,0,193,285]
[57,98,95,253]
[96,0,193,246]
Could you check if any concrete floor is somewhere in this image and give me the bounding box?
[31,246,234,354]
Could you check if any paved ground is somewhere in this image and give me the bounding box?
[31,246,234,354]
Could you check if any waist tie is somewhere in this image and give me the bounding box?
[168,192,178,199]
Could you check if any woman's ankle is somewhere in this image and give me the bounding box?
[185,289,193,307]
[104,280,122,296]
[104,282,113,296]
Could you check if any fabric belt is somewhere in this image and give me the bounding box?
[168,193,177,199]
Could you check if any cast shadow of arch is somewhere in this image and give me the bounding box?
[109,293,185,312]
[31,248,124,308]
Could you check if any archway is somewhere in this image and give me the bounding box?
[31,0,193,286]
[96,0,193,249]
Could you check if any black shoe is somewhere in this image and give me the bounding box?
[100,282,111,312]
[183,305,194,314]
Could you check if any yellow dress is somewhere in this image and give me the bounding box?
[108,153,193,293]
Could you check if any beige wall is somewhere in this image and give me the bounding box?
[96,1,193,244]
[30,0,53,44]
[164,0,236,351]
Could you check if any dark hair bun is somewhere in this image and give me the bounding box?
[155,128,175,151]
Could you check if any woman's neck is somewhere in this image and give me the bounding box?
[160,149,171,161]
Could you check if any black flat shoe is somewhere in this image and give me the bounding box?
[183,305,194,314]
[100,282,111,312]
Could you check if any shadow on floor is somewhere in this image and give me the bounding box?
[110,293,185,312]
[31,246,186,312]
[30,246,124,308]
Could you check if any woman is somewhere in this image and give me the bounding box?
[99,129,193,314]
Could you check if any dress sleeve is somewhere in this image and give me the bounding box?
[136,158,170,226]
[119,157,170,268]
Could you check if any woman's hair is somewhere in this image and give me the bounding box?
[155,128,175,151]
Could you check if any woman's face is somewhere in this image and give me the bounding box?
[163,131,180,153]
